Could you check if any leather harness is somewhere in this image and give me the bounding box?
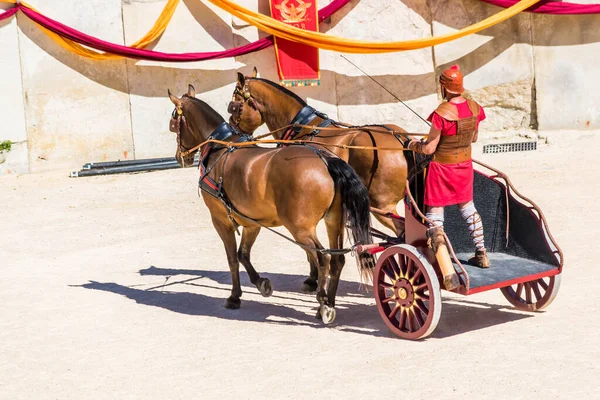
[281,106,335,142]
[432,99,481,164]
[199,122,254,202]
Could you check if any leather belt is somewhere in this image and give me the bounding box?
[432,148,471,164]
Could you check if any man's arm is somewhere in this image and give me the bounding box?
[409,124,442,155]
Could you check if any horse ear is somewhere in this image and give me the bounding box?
[252,67,258,78]
[188,84,195,97]
[237,72,245,86]
[168,89,182,108]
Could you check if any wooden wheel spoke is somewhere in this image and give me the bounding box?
[525,283,533,304]
[388,304,401,320]
[405,259,415,280]
[398,308,407,330]
[415,292,430,301]
[378,281,393,289]
[382,264,396,282]
[406,308,415,332]
[410,267,422,283]
[538,278,549,291]
[531,281,543,301]
[389,257,402,278]
[415,299,429,316]
[398,255,408,277]
[414,282,428,293]
[515,283,524,299]
[382,295,395,304]
[413,306,425,327]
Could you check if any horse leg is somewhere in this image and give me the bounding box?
[324,207,346,309]
[212,217,243,309]
[301,254,319,293]
[296,232,335,324]
[290,229,335,324]
[238,226,273,297]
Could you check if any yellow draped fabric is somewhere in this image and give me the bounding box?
[206,0,541,53]
[0,0,180,60]
[0,0,541,58]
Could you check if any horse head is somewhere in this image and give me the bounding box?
[227,67,264,135]
[227,67,307,137]
[168,84,225,167]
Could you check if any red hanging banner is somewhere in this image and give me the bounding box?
[269,0,320,87]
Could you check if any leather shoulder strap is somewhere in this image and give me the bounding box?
[434,102,459,121]
[466,99,481,118]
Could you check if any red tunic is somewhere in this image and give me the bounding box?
[424,101,486,207]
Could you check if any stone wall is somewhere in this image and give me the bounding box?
[0,0,599,174]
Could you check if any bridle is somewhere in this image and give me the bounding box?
[169,105,197,164]
[227,78,261,133]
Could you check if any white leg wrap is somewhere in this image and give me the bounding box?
[460,202,485,250]
[425,212,444,228]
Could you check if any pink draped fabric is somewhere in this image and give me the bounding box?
[21,6,273,61]
[480,0,600,14]
[0,6,18,22]
[4,0,350,62]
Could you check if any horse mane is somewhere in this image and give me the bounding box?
[183,95,225,124]
[251,78,307,107]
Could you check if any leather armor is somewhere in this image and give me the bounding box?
[432,100,481,164]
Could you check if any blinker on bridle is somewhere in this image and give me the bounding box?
[228,78,259,128]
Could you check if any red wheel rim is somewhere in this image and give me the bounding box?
[374,246,439,339]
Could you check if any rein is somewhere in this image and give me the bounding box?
[183,136,420,156]
[175,123,428,158]
[260,123,428,139]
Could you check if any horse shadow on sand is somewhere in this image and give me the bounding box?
[75,266,534,340]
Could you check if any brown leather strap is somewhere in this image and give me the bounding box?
[466,99,481,118]
[432,147,471,164]
[435,100,481,122]
[434,102,459,121]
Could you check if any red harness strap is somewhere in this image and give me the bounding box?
[199,145,219,192]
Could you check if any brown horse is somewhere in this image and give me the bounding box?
[168,85,372,323]
[228,69,412,237]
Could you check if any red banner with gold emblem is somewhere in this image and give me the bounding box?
[269,0,320,87]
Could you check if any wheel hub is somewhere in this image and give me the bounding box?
[398,287,407,300]
[393,278,414,308]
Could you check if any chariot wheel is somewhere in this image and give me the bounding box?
[373,244,442,340]
[500,274,561,311]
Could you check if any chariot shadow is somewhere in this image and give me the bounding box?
[74,266,533,340]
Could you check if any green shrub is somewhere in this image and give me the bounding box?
[0,141,12,152]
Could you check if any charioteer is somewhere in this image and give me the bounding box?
[409,65,490,268]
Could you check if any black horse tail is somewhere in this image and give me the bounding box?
[324,156,374,279]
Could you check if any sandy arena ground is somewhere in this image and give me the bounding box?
[1,132,599,399]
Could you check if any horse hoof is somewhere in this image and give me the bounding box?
[319,305,336,324]
[257,278,273,297]
[224,297,241,309]
[301,278,318,293]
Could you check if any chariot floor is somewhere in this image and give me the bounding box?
[452,252,557,290]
